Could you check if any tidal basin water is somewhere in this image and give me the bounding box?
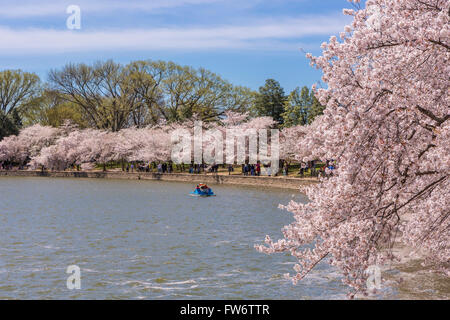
[0,177,447,299]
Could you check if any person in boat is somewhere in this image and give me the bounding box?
[197,184,211,194]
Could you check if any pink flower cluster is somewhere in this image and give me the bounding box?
[257,0,449,297]
[0,113,276,170]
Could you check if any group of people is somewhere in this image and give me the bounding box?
[296,160,337,177]
[208,164,220,173]
[125,160,336,177]
[0,162,26,171]
[241,163,262,176]
[195,183,212,194]
[0,162,13,170]
[125,162,174,173]
[157,162,173,173]
[189,164,207,174]
[1,159,336,178]
[188,163,269,176]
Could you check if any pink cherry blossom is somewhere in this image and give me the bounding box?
[257,0,449,297]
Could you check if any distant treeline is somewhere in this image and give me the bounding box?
[0,60,325,140]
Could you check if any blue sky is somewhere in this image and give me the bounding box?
[0,0,360,92]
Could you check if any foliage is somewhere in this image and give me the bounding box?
[281,86,325,127]
[21,90,89,128]
[0,110,20,140]
[253,79,287,124]
[0,69,41,116]
[0,69,42,139]
[47,60,256,131]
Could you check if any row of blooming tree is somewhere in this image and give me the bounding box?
[0,111,284,171]
[257,0,449,297]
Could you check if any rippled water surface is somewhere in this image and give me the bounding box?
[0,177,447,299]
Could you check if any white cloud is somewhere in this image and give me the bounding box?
[0,0,225,18]
[0,15,348,54]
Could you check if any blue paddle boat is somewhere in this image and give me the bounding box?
[190,184,215,197]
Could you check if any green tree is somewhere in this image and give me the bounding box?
[22,90,89,128]
[254,79,286,124]
[0,70,41,138]
[282,86,311,127]
[0,70,41,116]
[48,61,144,131]
[48,60,256,129]
[307,91,325,124]
[281,86,326,127]
[153,61,255,123]
[0,109,20,139]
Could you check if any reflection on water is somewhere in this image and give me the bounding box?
[0,177,447,299]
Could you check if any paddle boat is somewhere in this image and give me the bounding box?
[190,184,215,197]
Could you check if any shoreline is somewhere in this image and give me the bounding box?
[0,170,318,190]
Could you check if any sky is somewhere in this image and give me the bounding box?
[0,0,359,92]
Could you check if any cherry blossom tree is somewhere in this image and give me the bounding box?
[79,130,118,170]
[257,0,449,297]
[30,128,99,170]
[2,110,276,170]
[0,124,61,165]
[126,127,172,163]
[221,110,250,127]
[279,126,307,165]
[219,111,276,167]
[24,122,175,171]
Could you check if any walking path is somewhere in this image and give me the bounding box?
[0,170,319,190]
